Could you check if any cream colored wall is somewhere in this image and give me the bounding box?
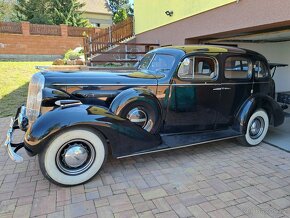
[238,42,290,92]
[134,0,236,34]
[82,12,112,27]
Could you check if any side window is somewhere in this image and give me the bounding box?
[178,56,218,81]
[254,61,269,79]
[225,57,252,79]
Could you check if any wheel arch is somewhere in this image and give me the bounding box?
[233,94,284,134]
[109,88,163,117]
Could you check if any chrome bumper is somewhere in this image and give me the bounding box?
[3,106,27,163]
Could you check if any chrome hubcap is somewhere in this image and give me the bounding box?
[127,108,148,128]
[64,145,88,168]
[249,117,265,139]
[56,139,95,175]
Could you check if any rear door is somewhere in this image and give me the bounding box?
[216,55,254,129]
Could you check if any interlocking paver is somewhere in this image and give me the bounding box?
[141,188,167,200]
[13,204,32,218]
[64,200,95,218]
[30,195,56,217]
[1,116,290,217]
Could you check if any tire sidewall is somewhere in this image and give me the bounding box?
[245,109,269,146]
[40,129,106,186]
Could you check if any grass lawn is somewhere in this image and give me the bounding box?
[0,62,52,117]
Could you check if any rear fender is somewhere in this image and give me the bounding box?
[24,105,161,157]
[233,94,284,134]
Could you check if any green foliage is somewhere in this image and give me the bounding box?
[0,0,17,21]
[113,8,128,24]
[15,0,52,24]
[14,0,90,26]
[108,0,133,23]
[64,49,84,61]
[49,0,89,27]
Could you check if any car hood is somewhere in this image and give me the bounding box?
[41,70,162,86]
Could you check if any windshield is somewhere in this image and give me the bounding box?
[138,53,175,74]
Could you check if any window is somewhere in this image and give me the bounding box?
[254,61,269,79]
[225,57,252,79]
[178,56,218,80]
[138,53,154,70]
[148,54,175,73]
[138,53,175,74]
[92,23,100,27]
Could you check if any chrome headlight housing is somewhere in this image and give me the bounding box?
[26,73,45,123]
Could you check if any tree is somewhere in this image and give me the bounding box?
[107,0,133,23]
[113,8,127,24]
[14,0,52,24]
[50,0,89,27]
[0,0,17,21]
[14,0,90,26]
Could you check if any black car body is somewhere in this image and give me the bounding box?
[4,45,285,185]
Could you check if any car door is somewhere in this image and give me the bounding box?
[216,54,254,129]
[164,54,222,133]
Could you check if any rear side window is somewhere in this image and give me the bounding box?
[225,57,252,79]
[254,61,269,79]
[178,56,218,81]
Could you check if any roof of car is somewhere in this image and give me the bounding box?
[166,45,247,54]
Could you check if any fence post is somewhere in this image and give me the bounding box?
[109,26,112,43]
[21,22,30,36]
[60,24,68,37]
[89,36,93,61]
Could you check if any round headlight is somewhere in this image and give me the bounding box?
[26,73,45,123]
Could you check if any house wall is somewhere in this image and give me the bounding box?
[134,0,235,35]
[82,12,112,28]
[135,0,290,46]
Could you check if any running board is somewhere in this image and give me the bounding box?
[117,129,242,159]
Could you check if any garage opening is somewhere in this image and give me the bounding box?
[198,29,290,151]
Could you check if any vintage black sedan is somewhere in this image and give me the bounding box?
[4,45,285,185]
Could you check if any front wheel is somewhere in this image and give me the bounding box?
[39,128,107,186]
[238,109,269,146]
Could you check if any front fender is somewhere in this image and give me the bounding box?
[24,104,161,157]
[109,88,162,116]
[233,94,284,134]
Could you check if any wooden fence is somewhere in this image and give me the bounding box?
[0,21,101,37]
[30,23,61,36]
[84,17,135,55]
[0,22,22,34]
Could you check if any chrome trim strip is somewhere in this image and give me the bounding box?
[52,81,269,86]
[116,135,241,159]
[53,84,155,86]
[171,83,220,86]
[213,87,222,91]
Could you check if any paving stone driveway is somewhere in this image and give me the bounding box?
[0,117,290,218]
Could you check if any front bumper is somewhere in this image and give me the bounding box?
[3,106,28,163]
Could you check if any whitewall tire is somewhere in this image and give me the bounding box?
[39,128,107,186]
[238,109,269,146]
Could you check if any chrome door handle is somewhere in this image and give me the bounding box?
[212,87,231,91]
[212,88,222,91]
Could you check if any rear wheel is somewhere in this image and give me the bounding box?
[238,109,269,146]
[39,128,107,186]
